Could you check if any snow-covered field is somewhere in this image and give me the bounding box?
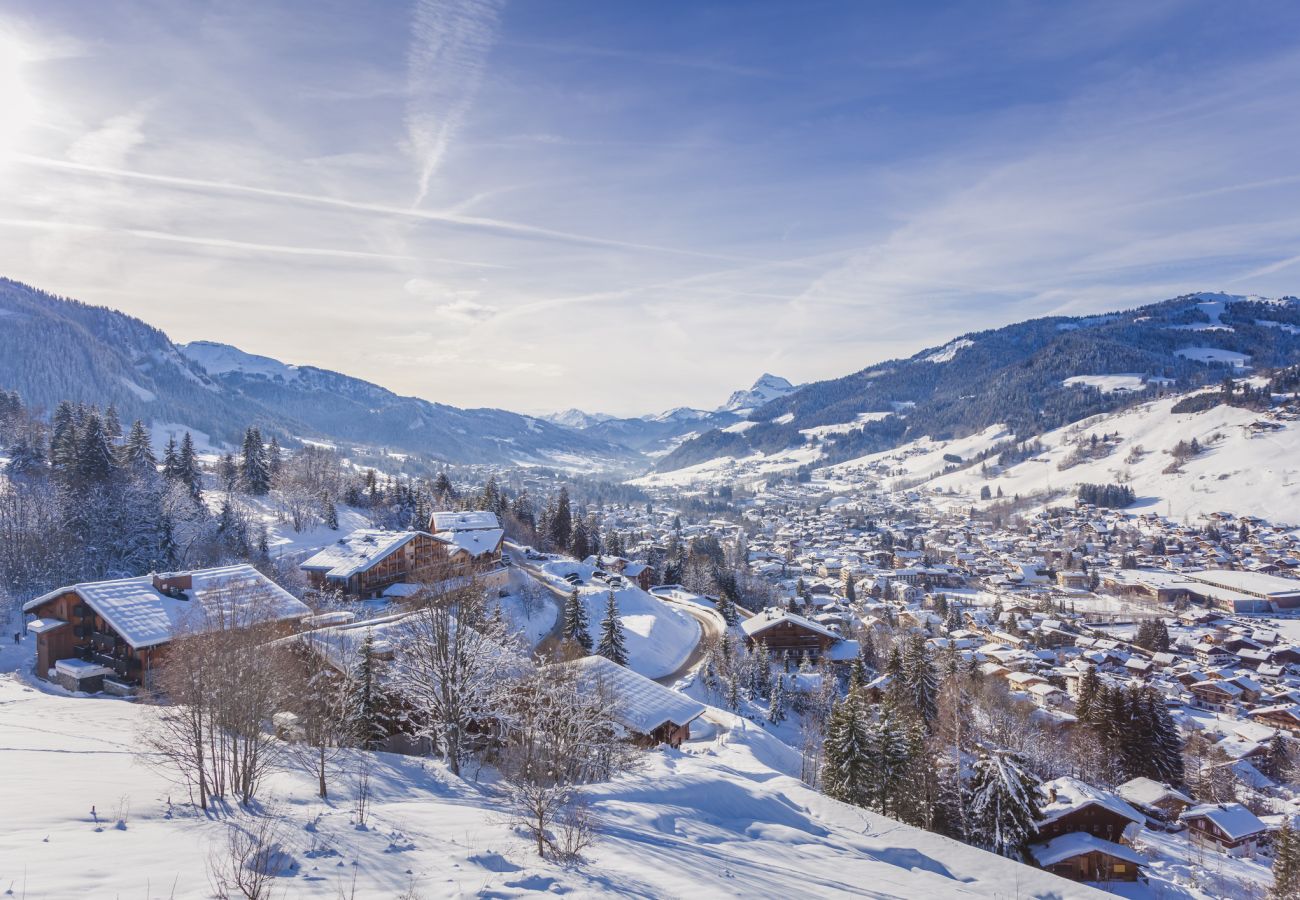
[0,675,1101,899]
[537,561,699,678]
[1063,374,1147,394]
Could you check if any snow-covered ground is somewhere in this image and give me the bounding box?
[493,568,559,649]
[1064,374,1148,394]
[537,561,699,679]
[923,393,1300,525]
[0,675,1101,899]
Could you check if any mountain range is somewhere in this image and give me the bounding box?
[0,278,628,467]
[4,279,1297,478]
[655,292,1300,473]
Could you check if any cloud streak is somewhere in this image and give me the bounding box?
[406,0,505,206]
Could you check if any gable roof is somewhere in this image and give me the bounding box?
[741,608,840,641]
[300,529,440,579]
[569,655,705,735]
[1028,832,1145,869]
[1117,777,1192,809]
[1039,776,1144,828]
[25,565,310,650]
[1182,803,1267,840]
[430,510,500,532]
[438,528,504,559]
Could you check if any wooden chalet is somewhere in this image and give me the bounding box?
[1037,777,1145,845]
[569,655,705,747]
[741,608,841,660]
[1248,703,1300,735]
[300,529,448,599]
[429,510,506,575]
[1117,777,1193,824]
[22,566,310,693]
[1029,833,1144,883]
[1181,803,1267,857]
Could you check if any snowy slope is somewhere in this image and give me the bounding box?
[539,561,699,679]
[917,393,1300,525]
[0,676,1102,899]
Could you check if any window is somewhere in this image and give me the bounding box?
[1113,864,1127,874]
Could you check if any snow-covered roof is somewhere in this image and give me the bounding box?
[1039,776,1144,828]
[1182,803,1267,840]
[1117,777,1192,809]
[570,655,705,734]
[430,510,500,532]
[25,565,311,650]
[438,528,504,559]
[1028,832,1145,868]
[26,617,68,635]
[300,529,438,579]
[741,608,840,641]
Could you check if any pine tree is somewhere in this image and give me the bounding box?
[550,486,572,550]
[74,411,117,489]
[1272,822,1300,900]
[1147,688,1185,785]
[767,674,788,724]
[596,591,628,666]
[848,653,870,689]
[867,706,914,816]
[967,749,1042,859]
[901,632,939,727]
[103,404,123,443]
[571,515,590,560]
[822,690,872,806]
[122,420,157,477]
[49,400,78,478]
[324,495,339,530]
[178,432,202,499]
[563,589,591,651]
[349,632,385,750]
[161,435,181,481]
[1075,665,1100,724]
[5,431,47,479]
[240,427,271,495]
[267,436,282,481]
[716,593,739,626]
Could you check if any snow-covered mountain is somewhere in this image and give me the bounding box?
[540,407,615,429]
[0,278,634,467]
[656,292,1300,474]
[719,372,795,412]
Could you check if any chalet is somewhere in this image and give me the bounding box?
[569,655,705,747]
[741,608,841,659]
[1181,803,1267,857]
[430,510,505,574]
[1056,570,1090,590]
[23,566,310,693]
[1028,832,1144,883]
[300,529,448,599]
[1248,703,1300,734]
[1037,776,1144,845]
[1189,679,1242,713]
[1117,777,1193,824]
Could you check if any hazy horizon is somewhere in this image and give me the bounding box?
[3,1,1300,416]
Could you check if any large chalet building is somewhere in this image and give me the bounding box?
[23,565,311,693]
[300,529,448,599]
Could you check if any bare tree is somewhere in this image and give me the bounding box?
[273,631,354,799]
[393,581,520,776]
[207,810,288,900]
[496,663,637,859]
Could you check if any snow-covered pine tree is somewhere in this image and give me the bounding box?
[767,674,787,724]
[967,749,1042,859]
[324,495,339,530]
[596,590,628,666]
[349,631,385,750]
[1146,688,1184,785]
[178,432,203,499]
[902,631,939,727]
[74,410,118,490]
[821,690,871,806]
[122,420,157,477]
[563,589,592,651]
[240,427,271,495]
[848,652,869,689]
[1074,665,1100,724]
[161,435,181,481]
[1272,822,1300,900]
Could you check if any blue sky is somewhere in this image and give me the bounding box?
[2,1,1300,415]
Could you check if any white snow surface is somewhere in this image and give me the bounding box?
[180,339,301,381]
[1176,346,1251,368]
[921,392,1300,525]
[1063,374,1147,394]
[539,561,699,679]
[922,337,974,364]
[0,675,1102,899]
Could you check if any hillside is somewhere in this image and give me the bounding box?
[656,293,1300,473]
[0,279,632,467]
[0,673,1100,899]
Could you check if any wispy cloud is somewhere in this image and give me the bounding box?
[406,0,505,206]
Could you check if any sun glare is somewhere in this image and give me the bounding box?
[0,32,36,159]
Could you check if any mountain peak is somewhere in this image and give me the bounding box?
[181,340,300,382]
[719,373,796,412]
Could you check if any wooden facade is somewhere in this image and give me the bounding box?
[1037,805,1135,845]
[745,619,837,659]
[1040,849,1140,883]
[304,532,447,599]
[26,590,161,685]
